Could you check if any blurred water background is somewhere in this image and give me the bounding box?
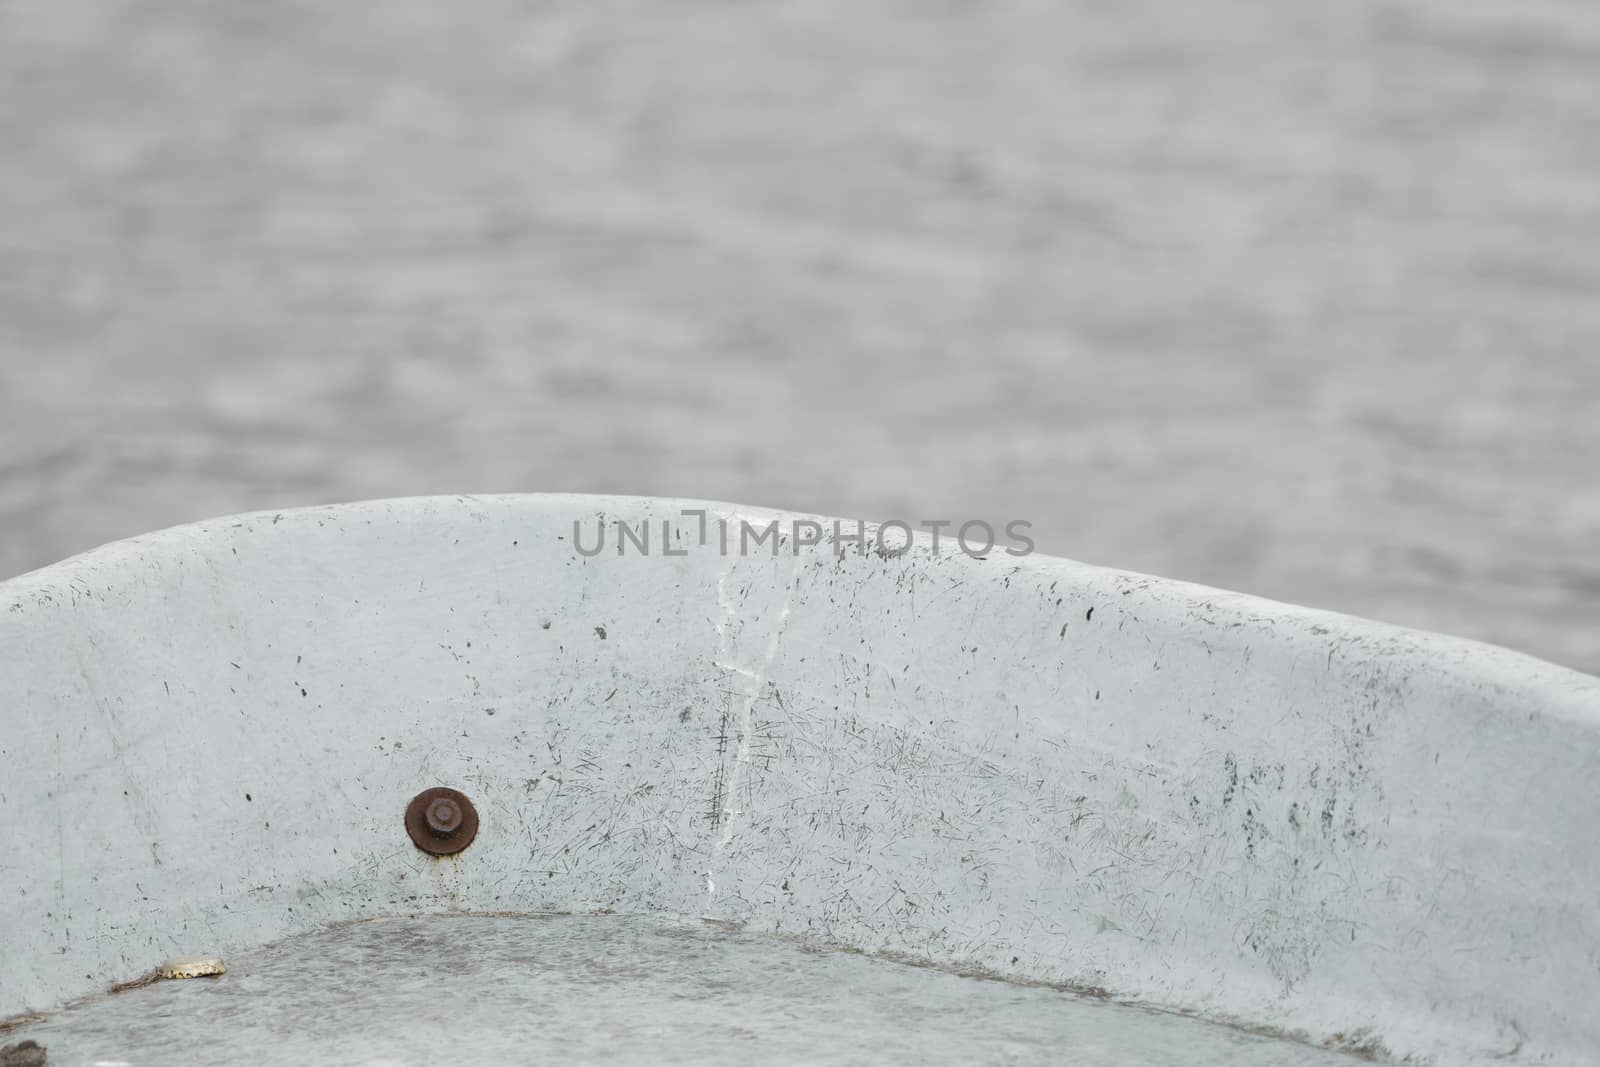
[2,0,1597,674]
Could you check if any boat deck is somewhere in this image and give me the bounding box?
[9,915,1363,1066]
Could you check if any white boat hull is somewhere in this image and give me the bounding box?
[3,495,1596,1064]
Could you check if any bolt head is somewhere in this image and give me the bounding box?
[404,786,479,856]
[426,797,463,836]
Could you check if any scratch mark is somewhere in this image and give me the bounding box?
[707,553,803,889]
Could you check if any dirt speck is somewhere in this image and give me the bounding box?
[0,1039,47,1066]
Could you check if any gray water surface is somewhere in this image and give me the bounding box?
[10,915,1365,1066]
[2,1,1597,673]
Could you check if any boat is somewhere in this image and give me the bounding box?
[2,495,1596,1065]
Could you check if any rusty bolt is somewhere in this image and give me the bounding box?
[405,787,478,856]
[425,796,463,836]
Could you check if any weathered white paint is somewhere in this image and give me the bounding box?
[2,495,1597,1064]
